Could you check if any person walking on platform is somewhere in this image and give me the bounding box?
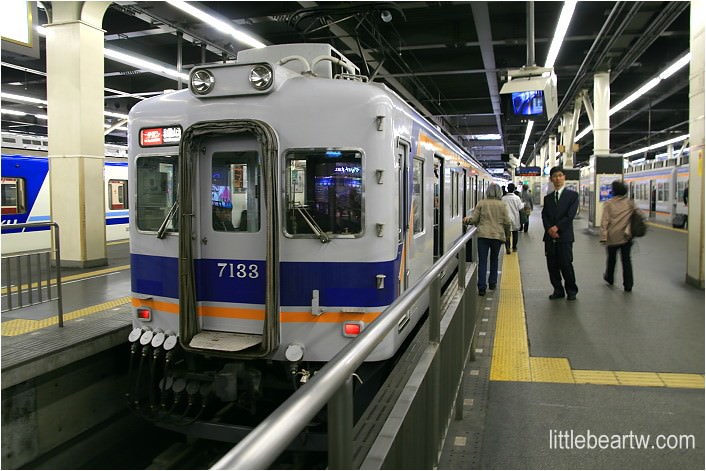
[502,183,524,254]
[600,180,634,292]
[520,184,533,232]
[542,166,579,300]
[464,183,511,296]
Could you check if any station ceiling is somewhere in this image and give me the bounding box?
[1,1,691,169]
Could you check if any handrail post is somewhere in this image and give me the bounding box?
[53,223,64,327]
[455,246,467,421]
[327,376,353,469]
[429,274,441,467]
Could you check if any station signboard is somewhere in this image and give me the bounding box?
[515,166,541,176]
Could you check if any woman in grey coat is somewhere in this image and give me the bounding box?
[600,180,636,291]
[464,183,512,296]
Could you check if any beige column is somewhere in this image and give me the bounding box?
[593,71,611,156]
[45,1,111,267]
[687,0,705,288]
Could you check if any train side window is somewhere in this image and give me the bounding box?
[211,152,260,232]
[412,157,424,234]
[136,156,178,232]
[285,149,363,237]
[1,177,26,215]
[108,179,128,210]
[451,171,459,216]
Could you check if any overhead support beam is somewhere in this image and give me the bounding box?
[470,2,505,152]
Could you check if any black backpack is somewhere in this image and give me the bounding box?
[629,207,647,237]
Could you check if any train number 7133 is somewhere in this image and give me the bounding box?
[217,262,260,279]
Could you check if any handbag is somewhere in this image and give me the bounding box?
[629,207,647,237]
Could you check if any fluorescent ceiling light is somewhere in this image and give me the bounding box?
[519,120,534,159]
[1,109,27,116]
[104,110,129,120]
[471,134,501,140]
[167,0,266,49]
[574,52,691,142]
[104,48,189,81]
[1,92,47,105]
[623,134,689,158]
[35,25,188,82]
[544,1,578,68]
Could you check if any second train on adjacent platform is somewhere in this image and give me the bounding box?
[126,43,493,426]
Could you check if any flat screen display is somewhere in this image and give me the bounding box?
[511,90,544,116]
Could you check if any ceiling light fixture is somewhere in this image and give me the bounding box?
[623,134,689,158]
[167,0,266,49]
[35,25,189,82]
[544,0,578,69]
[574,52,691,143]
[519,120,535,159]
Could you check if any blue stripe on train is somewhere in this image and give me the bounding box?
[106,217,129,225]
[131,253,397,307]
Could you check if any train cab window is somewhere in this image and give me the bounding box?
[136,156,178,232]
[108,179,128,210]
[285,149,363,237]
[412,157,424,234]
[211,152,260,232]
[1,177,26,215]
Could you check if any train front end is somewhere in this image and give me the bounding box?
[127,44,405,424]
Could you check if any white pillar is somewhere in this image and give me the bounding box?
[46,1,111,267]
[593,71,611,155]
[687,0,705,288]
[548,135,558,167]
[561,111,575,167]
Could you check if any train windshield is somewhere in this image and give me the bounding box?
[285,149,363,237]
[1,177,26,215]
[136,156,178,232]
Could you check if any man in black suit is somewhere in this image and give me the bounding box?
[542,166,579,300]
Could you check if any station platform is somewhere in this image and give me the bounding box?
[440,210,704,469]
[1,240,132,388]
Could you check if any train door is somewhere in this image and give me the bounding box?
[397,140,410,294]
[189,134,267,352]
[433,157,444,261]
[649,181,656,217]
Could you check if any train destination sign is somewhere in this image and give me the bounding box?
[139,126,182,147]
[515,166,542,176]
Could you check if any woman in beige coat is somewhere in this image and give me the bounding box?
[600,180,635,291]
[464,183,511,296]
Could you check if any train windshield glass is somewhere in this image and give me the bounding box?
[285,149,363,237]
[211,151,260,232]
[136,156,178,232]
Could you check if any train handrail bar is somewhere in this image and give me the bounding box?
[211,226,477,470]
[1,221,64,327]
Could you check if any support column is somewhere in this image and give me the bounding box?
[561,111,575,167]
[45,1,111,268]
[548,135,557,167]
[687,0,705,288]
[593,72,611,155]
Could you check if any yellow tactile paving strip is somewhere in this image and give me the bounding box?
[1,297,131,336]
[1,264,130,295]
[490,253,704,389]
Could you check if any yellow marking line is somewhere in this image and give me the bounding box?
[107,239,129,246]
[489,253,704,389]
[1,297,131,336]
[646,221,688,233]
[1,264,130,295]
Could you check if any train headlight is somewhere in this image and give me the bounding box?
[249,65,273,90]
[190,69,215,95]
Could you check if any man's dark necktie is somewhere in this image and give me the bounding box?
[555,191,559,205]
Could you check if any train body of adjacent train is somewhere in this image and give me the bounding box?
[1,149,129,253]
[578,153,689,225]
[126,43,493,423]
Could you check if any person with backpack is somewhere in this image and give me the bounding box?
[600,180,636,292]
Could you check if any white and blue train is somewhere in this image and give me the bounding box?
[126,43,493,423]
[1,138,129,254]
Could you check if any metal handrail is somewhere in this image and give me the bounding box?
[1,221,64,326]
[211,226,477,469]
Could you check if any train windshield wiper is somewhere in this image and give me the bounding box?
[293,204,330,243]
[156,200,179,239]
